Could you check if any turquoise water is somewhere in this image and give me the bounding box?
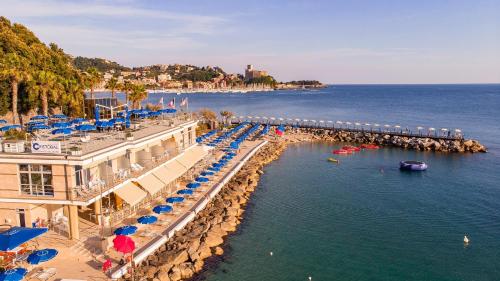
[103,85,500,280]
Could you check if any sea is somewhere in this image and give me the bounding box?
[109,84,500,280]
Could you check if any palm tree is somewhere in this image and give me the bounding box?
[85,67,102,99]
[128,84,148,109]
[220,110,234,125]
[105,77,119,99]
[61,78,84,117]
[120,80,133,105]
[0,53,30,124]
[28,70,59,116]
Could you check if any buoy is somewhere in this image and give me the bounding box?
[464,235,469,244]
[270,251,273,256]
[308,277,312,281]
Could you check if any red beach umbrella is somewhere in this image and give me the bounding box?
[113,235,135,254]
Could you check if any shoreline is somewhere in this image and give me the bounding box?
[125,128,485,281]
[121,140,287,281]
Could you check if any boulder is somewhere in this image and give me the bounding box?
[156,271,170,281]
[214,246,224,255]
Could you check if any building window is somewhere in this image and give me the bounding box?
[19,164,54,197]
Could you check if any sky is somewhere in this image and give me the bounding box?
[2,0,500,84]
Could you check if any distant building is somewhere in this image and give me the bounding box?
[157,74,172,83]
[244,65,268,81]
[103,72,113,81]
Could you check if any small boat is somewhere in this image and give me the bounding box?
[333,149,351,155]
[327,158,339,163]
[342,145,361,152]
[361,144,380,149]
[400,160,428,171]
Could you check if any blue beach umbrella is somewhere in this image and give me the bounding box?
[153,205,173,214]
[75,124,96,132]
[0,125,21,132]
[51,128,73,135]
[51,122,70,128]
[27,248,58,265]
[113,225,138,236]
[31,115,48,120]
[0,268,27,281]
[177,189,193,195]
[96,120,112,128]
[71,118,88,125]
[166,196,185,204]
[0,227,48,251]
[195,177,209,183]
[137,215,158,225]
[212,163,223,168]
[200,171,214,176]
[207,166,220,172]
[30,124,51,131]
[0,119,7,124]
[186,182,201,189]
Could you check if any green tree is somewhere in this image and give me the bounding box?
[120,80,133,105]
[60,78,84,117]
[220,110,234,124]
[105,77,119,99]
[85,67,102,99]
[128,84,147,109]
[27,70,60,116]
[0,53,30,123]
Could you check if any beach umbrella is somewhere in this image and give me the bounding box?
[212,163,223,168]
[96,120,112,128]
[0,119,7,124]
[177,189,193,195]
[0,268,27,281]
[186,182,201,189]
[153,205,173,214]
[51,122,70,128]
[51,114,67,119]
[113,225,138,236]
[75,124,96,132]
[195,177,209,183]
[51,128,73,135]
[31,115,48,120]
[207,166,220,172]
[30,124,50,131]
[200,171,214,176]
[27,248,58,265]
[71,118,88,125]
[166,196,185,204]
[0,125,21,132]
[137,215,157,225]
[113,235,135,254]
[0,227,48,251]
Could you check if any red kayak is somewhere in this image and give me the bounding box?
[342,145,361,152]
[333,149,352,154]
[361,144,380,149]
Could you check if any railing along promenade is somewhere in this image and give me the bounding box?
[230,117,464,141]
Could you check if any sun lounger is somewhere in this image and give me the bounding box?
[33,267,57,281]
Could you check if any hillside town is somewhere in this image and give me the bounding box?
[73,57,325,93]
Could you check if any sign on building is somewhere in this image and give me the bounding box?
[31,141,61,154]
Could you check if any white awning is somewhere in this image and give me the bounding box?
[114,182,147,206]
[153,161,187,185]
[136,174,165,195]
[176,146,208,170]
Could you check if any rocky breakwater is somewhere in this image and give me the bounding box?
[123,141,287,281]
[293,128,487,153]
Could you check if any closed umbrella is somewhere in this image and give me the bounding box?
[166,196,185,204]
[113,225,138,236]
[153,205,173,214]
[0,268,27,281]
[113,235,135,254]
[177,189,193,195]
[27,249,58,265]
[137,215,157,225]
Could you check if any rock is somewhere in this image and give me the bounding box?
[156,271,170,281]
[204,232,224,248]
[169,267,181,281]
[193,260,204,271]
[214,246,224,255]
[197,243,212,260]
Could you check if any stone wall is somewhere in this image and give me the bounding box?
[123,140,287,281]
[291,128,487,153]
